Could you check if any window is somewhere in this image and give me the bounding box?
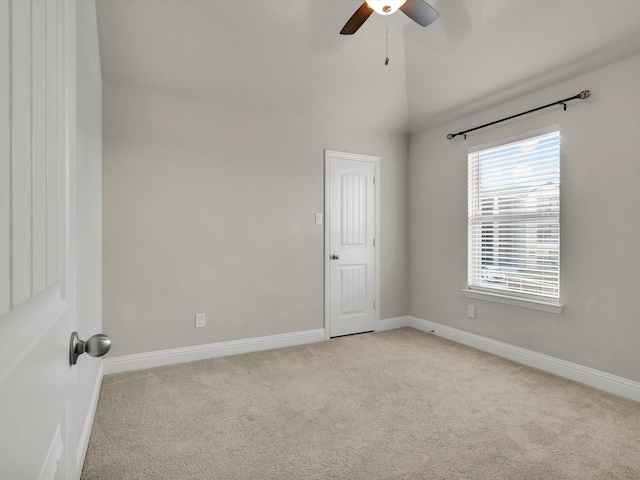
[467,129,560,308]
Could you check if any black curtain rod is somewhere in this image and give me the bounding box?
[446,90,591,140]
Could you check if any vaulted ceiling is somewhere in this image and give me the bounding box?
[96,0,640,135]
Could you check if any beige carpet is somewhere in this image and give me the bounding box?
[82,328,640,479]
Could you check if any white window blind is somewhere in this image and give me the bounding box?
[468,130,560,301]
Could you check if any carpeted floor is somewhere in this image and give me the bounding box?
[82,328,640,479]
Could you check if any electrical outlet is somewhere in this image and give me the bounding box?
[195,313,206,328]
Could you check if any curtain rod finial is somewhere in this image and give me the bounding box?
[579,90,591,99]
[447,133,454,140]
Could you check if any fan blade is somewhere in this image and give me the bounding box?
[400,0,439,27]
[340,2,374,35]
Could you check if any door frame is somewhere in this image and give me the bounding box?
[324,149,380,340]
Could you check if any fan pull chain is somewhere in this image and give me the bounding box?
[385,23,389,66]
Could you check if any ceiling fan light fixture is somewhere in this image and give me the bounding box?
[365,0,407,16]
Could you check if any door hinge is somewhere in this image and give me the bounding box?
[373,301,376,310]
[373,177,376,186]
[373,238,376,247]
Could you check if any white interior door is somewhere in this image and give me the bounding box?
[0,1,78,478]
[325,150,379,338]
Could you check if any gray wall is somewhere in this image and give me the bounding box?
[103,82,409,357]
[409,54,640,382]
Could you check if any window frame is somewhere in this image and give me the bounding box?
[463,126,564,314]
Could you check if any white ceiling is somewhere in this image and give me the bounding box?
[96,0,640,135]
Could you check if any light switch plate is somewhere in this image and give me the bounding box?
[315,212,323,225]
[467,305,476,319]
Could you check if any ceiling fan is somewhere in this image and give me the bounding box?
[340,0,439,35]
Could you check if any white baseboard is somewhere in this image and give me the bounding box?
[406,316,640,403]
[103,328,326,375]
[378,316,411,331]
[75,361,103,479]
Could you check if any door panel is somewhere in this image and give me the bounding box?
[326,151,378,338]
[11,0,33,306]
[46,0,60,286]
[341,264,367,313]
[0,0,10,315]
[0,1,76,478]
[32,0,49,296]
[1,291,70,479]
[341,173,367,246]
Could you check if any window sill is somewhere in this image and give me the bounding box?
[462,288,564,314]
